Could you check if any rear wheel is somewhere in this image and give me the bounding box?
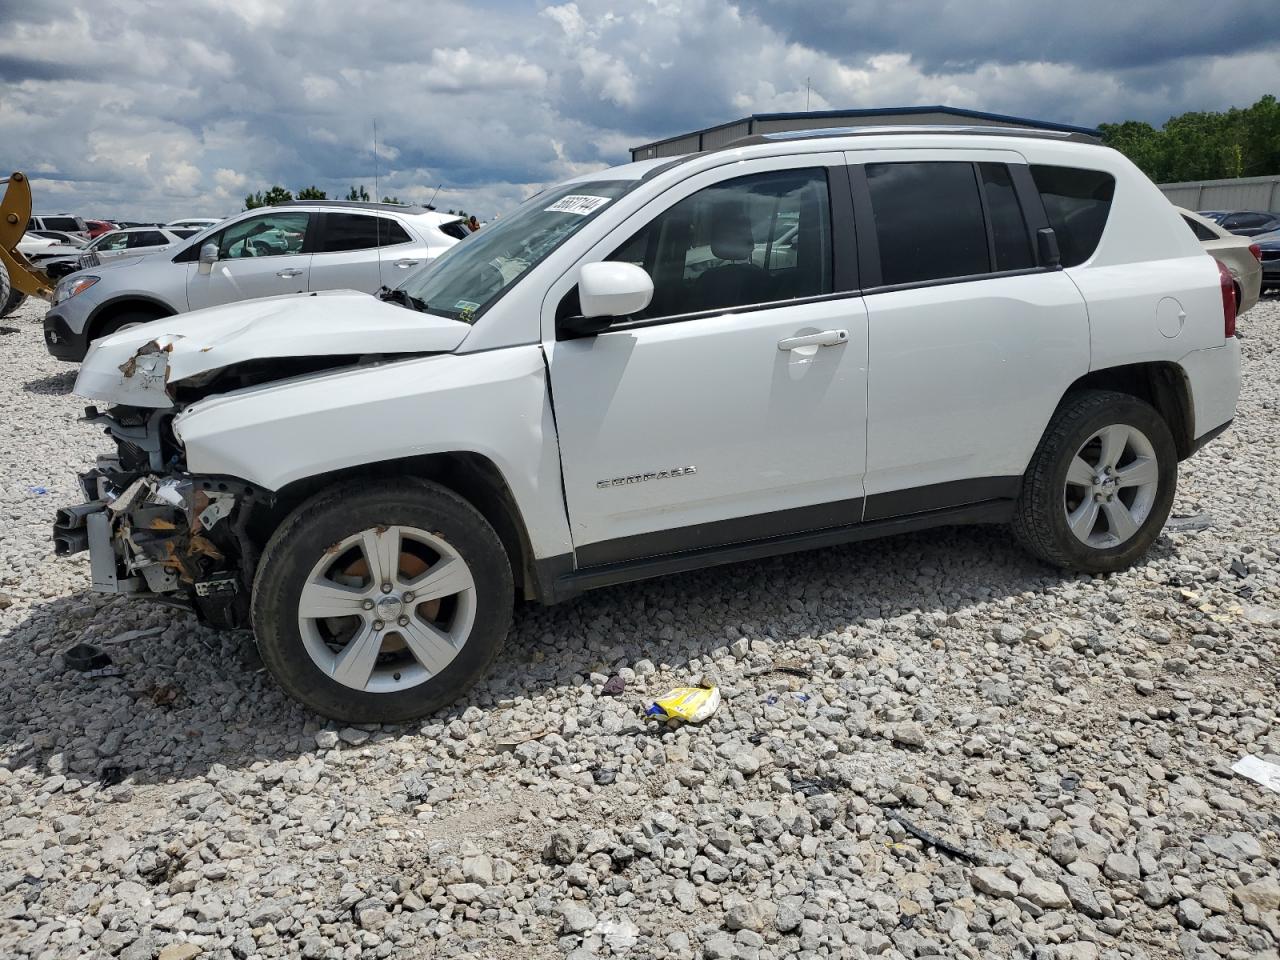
[252,479,513,722]
[1013,390,1176,573]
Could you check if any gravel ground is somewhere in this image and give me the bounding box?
[0,294,1277,960]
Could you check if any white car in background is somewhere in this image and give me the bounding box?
[166,217,223,231]
[1176,207,1262,314]
[44,201,469,360]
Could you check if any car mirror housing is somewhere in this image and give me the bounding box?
[578,262,653,321]
[1036,228,1062,270]
[197,242,219,275]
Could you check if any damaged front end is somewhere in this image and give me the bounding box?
[55,404,265,629]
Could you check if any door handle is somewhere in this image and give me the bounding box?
[395,258,421,268]
[276,268,304,278]
[778,329,849,351]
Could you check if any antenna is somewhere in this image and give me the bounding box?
[426,183,443,210]
[373,119,383,288]
[805,77,811,111]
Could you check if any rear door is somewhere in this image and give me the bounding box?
[850,151,1091,514]
[310,212,422,293]
[186,211,313,309]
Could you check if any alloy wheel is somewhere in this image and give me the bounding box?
[296,525,476,693]
[1063,423,1160,548]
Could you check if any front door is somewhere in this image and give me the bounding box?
[186,210,313,310]
[546,157,870,566]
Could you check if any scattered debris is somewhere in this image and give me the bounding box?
[763,691,810,706]
[592,768,616,785]
[0,326,18,335]
[645,685,720,723]
[1232,754,1280,794]
[1166,512,1214,532]
[1060,773,1081,792]
[100,766,129,787]
[95,625,165,646]
[1229,558,1252,578]
[494,729,550,753]
[745,660,811,678]
[62,642,111,672]
[148,684,179,707]
[881,808,980,863]
[28,486,47,495]
[789,774,842,797]
[601,674,626,696]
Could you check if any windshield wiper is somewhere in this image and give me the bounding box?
[376,286,428,313]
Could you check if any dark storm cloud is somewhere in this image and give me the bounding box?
[1,0,1278,220]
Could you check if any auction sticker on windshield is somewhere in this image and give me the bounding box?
[545,195,612,215]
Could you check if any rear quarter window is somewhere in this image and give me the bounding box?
[1030,166,1115,267]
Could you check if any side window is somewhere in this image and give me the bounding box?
[219,212,310,260]
[979,163,1034,271]
[96,233,131,251]
[606,168,832,319]
[1182,215,1218,242]
[128,230,167,247]
[319,213,411,253]
[866,161,989,285]
[1030,165,1115,267]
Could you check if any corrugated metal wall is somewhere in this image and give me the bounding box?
[1158,175,1280,212]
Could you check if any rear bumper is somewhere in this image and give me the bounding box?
[43,310,89,362]
[1179,339,1241,443]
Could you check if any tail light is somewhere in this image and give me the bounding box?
[1249,243,1262,262]
[1216,259,1236,338]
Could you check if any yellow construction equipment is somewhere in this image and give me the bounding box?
[0,172,55,303]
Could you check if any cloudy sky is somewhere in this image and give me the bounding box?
[2,0,1279,222]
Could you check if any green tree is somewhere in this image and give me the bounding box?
[1099,94,1280,183]
[345,184,370,201]
[296,185,327,200]
[380,195,404,205]
[244,185,294,209]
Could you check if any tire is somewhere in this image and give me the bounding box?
[96,310,165,340]
[1013,390,1177,573]
[2,289,27,317]
[251,478,514,722]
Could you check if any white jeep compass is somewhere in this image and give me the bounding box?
[58,126,1242,722]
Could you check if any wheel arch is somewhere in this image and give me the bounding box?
[1058,361,1195,460]
[259,452,542,602]
[86,295,177,340]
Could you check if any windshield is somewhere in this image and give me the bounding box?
[395,180,635,323]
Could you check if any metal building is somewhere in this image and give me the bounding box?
[1157,175,1280,214]
[629,105,1101,162]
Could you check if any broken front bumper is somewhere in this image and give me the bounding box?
[55,457,257,627]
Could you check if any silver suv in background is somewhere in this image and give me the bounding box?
[44,201,469,361]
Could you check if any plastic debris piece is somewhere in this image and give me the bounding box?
[592,768,616,785]
[1232,754,1280,794]
[881,808,979,863]
[601,674,626,696]
[763,691,811,706]
[789,774,842,797]
[645,685,721,723]
[1229,558,1252,579]
[1166,512,1214,532]
[1060,773,1081,792]
[62,642,111,672]
[100,766,129,786]
[0,326,18,335]
[29,486,48,496]
[495,729,549,753]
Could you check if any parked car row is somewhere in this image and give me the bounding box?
[43,201,469,360]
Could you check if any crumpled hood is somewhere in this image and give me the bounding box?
[74,290,472,408]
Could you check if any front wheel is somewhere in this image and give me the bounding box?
[1013,390,1177,573]
[252,479,514,722]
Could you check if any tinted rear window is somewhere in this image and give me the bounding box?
[44,217,83,232]
[1182,215,1218,242]
[1030,166,1115,267]
[439,220,471,241]
[319,213,411,252]
[866,161,989,285]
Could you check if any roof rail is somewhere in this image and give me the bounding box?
[720,124,1102,151]
[278,199,436,213]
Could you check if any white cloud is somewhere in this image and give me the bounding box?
[0,0,1277,222]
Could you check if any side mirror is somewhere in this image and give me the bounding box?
[579,262,653,321]
[1036,227,1062,270]
[197,242,218,275]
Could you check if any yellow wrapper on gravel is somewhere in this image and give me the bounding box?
[647,686,721,723]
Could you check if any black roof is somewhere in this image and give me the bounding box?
[722,123,1101,150]
[632,104,1100,155]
